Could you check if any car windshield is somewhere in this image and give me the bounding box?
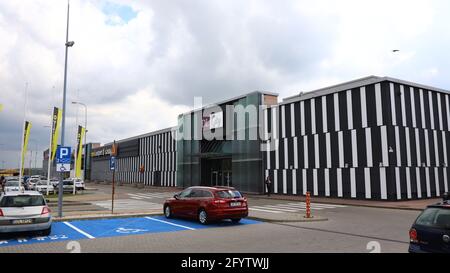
[0,195,45,207]
[5,181,19,187]
[216,190,242,199]
[416,207,450,229]
[63,181,73,185]
[37,181,49,185]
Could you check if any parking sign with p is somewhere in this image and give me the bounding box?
[56,146,71,172]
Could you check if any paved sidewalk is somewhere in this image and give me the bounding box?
[247,193,441,211]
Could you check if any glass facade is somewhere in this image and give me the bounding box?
[176,92,267,193]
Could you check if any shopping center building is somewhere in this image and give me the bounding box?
[56,76,450,200]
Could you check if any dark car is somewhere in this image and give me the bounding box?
[409,193,450,253]
[163,186,248,224]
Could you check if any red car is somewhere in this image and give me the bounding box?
[163,186,248,224]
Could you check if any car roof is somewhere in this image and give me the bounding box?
[1,191,43,196]
[187,186,236,191]
[427,201,450,209]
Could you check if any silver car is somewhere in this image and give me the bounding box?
[4,180,25,192]
[0,191,52,235]
[34,181,55,195]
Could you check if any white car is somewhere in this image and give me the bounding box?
[0,191,52,235]
[4,180,25,192]
[72,178,85,191]
[26,178,39,190]
[34,181,55,195]
[50,178,60,187]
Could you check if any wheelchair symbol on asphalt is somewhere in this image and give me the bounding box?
[115,227,148,234]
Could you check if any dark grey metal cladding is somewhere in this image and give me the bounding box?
[265,78,450,200]
[89,128,177,186]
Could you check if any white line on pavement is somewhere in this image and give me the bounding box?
[262,204,310,210]
[286,202,347,208]
[144,217,196,230]
[248,208,283,213]
[251,205,299,212]
[63,222,95,239]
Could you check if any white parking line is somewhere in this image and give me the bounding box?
[248,207,283,213]
[145,217,196,230]
[251,205,299,213]
[63,222,95,239]
[264,204,311,210]
[286,202,347,208]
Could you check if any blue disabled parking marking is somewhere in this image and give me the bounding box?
[0,216,261,248]
[0,222,87,247]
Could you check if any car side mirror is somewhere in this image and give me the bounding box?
[174,194,179,200]
[46,199,50,203]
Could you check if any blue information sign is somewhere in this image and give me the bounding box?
[110,156,116,170]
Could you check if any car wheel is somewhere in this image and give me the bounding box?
[231,218,241,223]
[198,209,208,225]
[164,205,172,218]
[41,227,51,236]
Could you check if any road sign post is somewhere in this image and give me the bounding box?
[110,141,117,214]
[56,146,71,217]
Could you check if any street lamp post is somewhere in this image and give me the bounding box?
[44,125,52,195]
[72,101,87,181]
[58,0,75,218]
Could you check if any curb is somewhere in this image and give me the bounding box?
[53,212,164,222]
[248,215,328,223]
[247,195,424,212]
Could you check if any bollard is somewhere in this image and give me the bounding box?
[305,191,311,218]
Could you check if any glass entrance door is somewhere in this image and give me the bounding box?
[211,171,219,186]
[223,171,232,187]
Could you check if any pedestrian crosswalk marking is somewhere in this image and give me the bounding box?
[127,192,176,200]
[248,207,284,213]
[249,202,346,214]
[92,199,162,210]
[251,205,300,212]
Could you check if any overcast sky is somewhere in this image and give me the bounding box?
[1,0,450,169]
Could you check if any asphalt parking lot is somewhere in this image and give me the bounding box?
[0,216,261,248]
[0,183,424,253]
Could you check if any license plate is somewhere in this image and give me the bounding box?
[12,219,33,225]
[230,202,241,207]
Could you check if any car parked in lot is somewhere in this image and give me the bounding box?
[163,186,248,224]
[25,178,39,190]
[54,180,77,193]
[69,178,85,191]
[0,191,52,235]
[4,180,25,192]
[49,178,60,188]
[34,181,55,195]
[409,193,450,253]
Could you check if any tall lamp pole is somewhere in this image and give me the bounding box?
[44,125,52,195]
[72,101,87,180]
[58,0,75,218]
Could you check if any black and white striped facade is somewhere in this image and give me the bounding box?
[263,76,450,200]
[90,128,177,187]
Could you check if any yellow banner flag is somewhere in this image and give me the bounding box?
[21,121,32,175]
[75,125,85,178]
[50,107,62,161]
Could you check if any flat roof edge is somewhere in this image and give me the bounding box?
[104,126,176,146]
[179,90,278,117]
[281,75,450,105]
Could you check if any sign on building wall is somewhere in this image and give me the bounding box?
[202,112,223,130]
[210,112,223,129]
